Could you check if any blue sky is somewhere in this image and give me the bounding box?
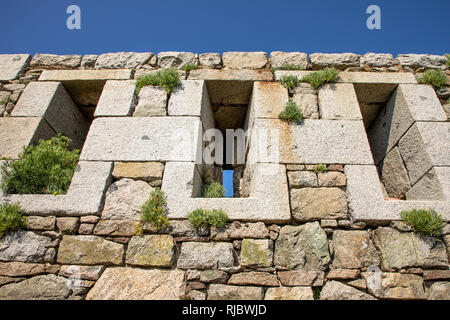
[0,0,449,55]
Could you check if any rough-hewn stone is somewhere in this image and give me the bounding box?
[222,52,268,69]
[133,86,167,117]
[380,147,411,199]
[309,53,360,70]
[318,171,346,187]
[207,284,264,300]
[269,52,308,69]
[31,54,81,69]
[363,272,425,300]
[240,239,273,268]
[287,171,318,188]
[274,223,330,271]
[228,272,279,286]
[126,235,175,267]
[318,84,362,120]
[157,52,196,69]
[292,92,319,119]
[87,268,185,300]
[210,222,269,240]
[327,269,360,280]
[177,242,235,270]
[427,282,450,300]
[0,231,51,263]
[0,274,70,300]
[200,270,228,284]
[0,54,31,80]
[0,262,46,277]
[265,286,314,300]
[56,217,80,234]
[57,235,124,266]
[360,53,398,68]
[95,52,153,69]
[320,280,376,300]
[93,220,138,237]
[198,53,222,68]
[278,270,324,286]
[397,54,447,70]
[26,216,56,231]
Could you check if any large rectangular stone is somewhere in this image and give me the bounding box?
[80,117,202,162]
[318,83,362,120]
[406,167,449,201]
[0,54,31,81]
[189,68,273,81]
[0,117,55,159]
[252,119,373,165]
[12,81,89,149]
[94,80,136,117]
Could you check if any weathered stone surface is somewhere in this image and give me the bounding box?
[228,272,279,286]
[59,265,104,281]
[278,270,324,286]
[374,227,448,270]
[200,270,228,284]
[288,171,318,188]
[327,269,360,280]
[95,52,153,69]
[348,279,367,291]
[0,276,24,286]
[178,242,235,270]
[80,55,97,69]
[290,188,348,222]
[94,80,136,117]
[380,147,411,199]
[198,53,222,68]
[0,54,31,81]
[112,162,164,182]
[126,235,175,267]
[427,282,450,300]
[0,262,46,277]
[157,51,196,69]
[56,217,79,233]
[240,239,273,268]
[31,54,81,69]
[13,81,90,149]
[251,81,288,120]
[94,220,138,236]
[318,171,346,187]
[0,231,51,263]
[274,222,330,271]
[207,284,264,300]
[407,166,449,201]
[270,51,308,69]
[101,178,153,220]
[397,54,447,70]
[210,222,269,240]
[331,230,380,269]
[318,84,362,120]
[80,216,100,224]
[309,53,360,70]
[57,235,124,266]
[320,280,376,300]
[265,286,314,300]
[0,274,70,300]
[189,68,273,81]
[363,272,425,300]
[292,92,319,119]
[87,267,185,300]
[222,52,267,69]
[133,86,167,117]
[321,219,338,228]
[423,270,450,281]
[26,216,56,231]
[360,53,398,68]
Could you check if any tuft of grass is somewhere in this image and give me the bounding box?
[181,63,197,72]
[313,287,322,300]
[419,69,447,89]
[140,188,170,231]
[135,68,181,95]
[202,177,226,198]
[0,203,27,239]
[301,67,339,89]
[278,75,300,90]
[1,134,79,195]
[400,209,445,238]
[278,98,303,124]
[313,164,327,173]
[271,64,305,72]
[187,208,229,230]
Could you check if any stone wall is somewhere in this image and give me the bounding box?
[0,51,449,300]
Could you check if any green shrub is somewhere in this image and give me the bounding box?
[187,208,210,230]
[278,75,300,90]
[135,68,181,95]
[271,64,304,72]
[187,208,229,230]
[278,98,303,124]
[301,67,339,89]
[141,188,170,231]
[313,164,327,173]
[400,209,445,237]
[181,63,197,72]
[419,69,447,89]
[202,178,226,198]
[0,203,27,238]
[1,134,79,195]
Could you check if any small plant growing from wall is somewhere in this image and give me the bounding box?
[278,98,304,124]
[180,63,197,72]
[446,54,450,68]
[140,188,170,232]
[313,164,327,173]
[0,203,27,239]
[419,69,447,89]
[278,75,300,90]
[400,209,445,238]
[271,64,304,72]
[187,208,228,231]
[135,68,181,95]
[201,176,226,198]
[301,67,339,89]
[1,134,80,195]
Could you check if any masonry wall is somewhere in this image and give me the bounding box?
[0,51,449,300]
